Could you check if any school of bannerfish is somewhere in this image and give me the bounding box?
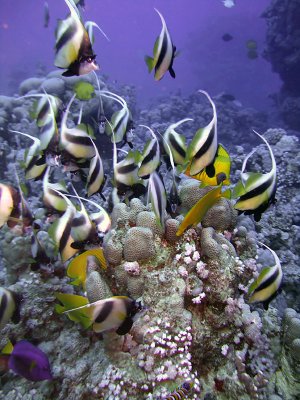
[0,0,283,398]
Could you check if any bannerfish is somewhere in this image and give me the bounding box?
[185,90,218,176]
[101,91,134,147]
[0,288,22,330]
[176,185,231,236]
[44,2,50,28]
[66,248,107,288]
[54,0,98,77]
[163,118,193,166]
[60,94,96,160]
[185,144,231,187]
[138,125,160,179]
[0,183,20,229]
[10,130,47,180]
[13,168,34,229]
[63,296,142,335]
[148,171,167,230]
[164,381,193,399]
[145,8,177,81]
[0,340,52,382]
[47,188,78,262]
[86,138,105,197]
[43,167,69,212]
[248,242,282,310]
[233,130,277,222]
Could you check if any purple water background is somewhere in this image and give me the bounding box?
[0,0,280,110]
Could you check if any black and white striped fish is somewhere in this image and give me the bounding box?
[148,171,167,230]
[48,188,78,262]
[43,167,69,212]
[0,288,22,330]
[102,91,133,146]
[60,94,96,160]
[185,90,218,176]
[0,183,19,229]
[163,118,193,166]
[10,130,47,180]
[86,138,105,197]
[248,242,282,310]
[145,8,177,81]
[138,125,160,179]
[63,296,142,335]
[163,381,193,400]
[55,0,98,77]
[233,130,277,222]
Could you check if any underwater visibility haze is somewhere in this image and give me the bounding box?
[0,0,300,399]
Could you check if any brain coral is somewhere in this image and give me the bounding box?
[123,227,156,262]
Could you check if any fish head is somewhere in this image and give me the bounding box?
[78,55,99,76]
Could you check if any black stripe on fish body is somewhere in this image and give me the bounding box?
[55,22,78,54]
[89,158,101,186]
[205,161,216,178]
[141,141,158,166]
[155,31,169,73]
[113,113,126,137]
[72,214,87,227]
[78,31,94,60]
[193,125,216,161]
[37,101,50,124]
[153,174,163,221]
[10,291,21,324]
[253,267,280,294]
[237,175,275,202]
[58,215,73,254]
[0,292,8,322]
[40,119,54,135]
[116,315,134,335]
[169,133,186,159]
[64,132,93,146]
[117,163,137,175]
[94,300,114,323]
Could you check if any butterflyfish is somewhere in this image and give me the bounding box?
[55,0,98,77]
[60,94,96,159]
[185,144,231,187]
[66,248,107,288]
[138,125,160,178]
[145,8,177,81]
[148,171,167,230]
[163,118,193,166]
[0,183,20,229]
[248,242,282,310]
[63,296,142,335]
[176,185,230,236]
[86,138,105,197]
[0,287,22,330]
[55,292,91,328]
[43,167,69,212]
[185,90,218,176]
[233,130,277,222]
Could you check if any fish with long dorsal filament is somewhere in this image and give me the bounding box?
[55,0,98,76]
[176,185,231,236]
[248,242,282,310]
[62,295,143,335]
[163,118,193,166]
[43,167,69,212]
[148,171,167,231]
[0,288,22,330]
[185,90,218,176]
[101,90,134,147]
[85,20,110,45]
[60,94,96,160]
[145,8,177,81]
[138,125,160,179]
[86,137,105,197]
[233,130,277,222]
[0,182,21,229]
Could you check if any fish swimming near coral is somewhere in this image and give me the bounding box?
[185,144,231,187]
[54,0,98,76]
[43,167,69,212]
[163,118,193,166]
[138,125,160,179]
[185,90,218,176]
[0,183,20,229]
[163,381,193,399]
[148,171,167,230]
[0,340,52,382]
[176,185,231,236]
[248,242,282,310]
[86,138,105,197]
[0,288,22,330]
[233,130,277,222]
[63,296,142,335]
[145,8,177,81]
